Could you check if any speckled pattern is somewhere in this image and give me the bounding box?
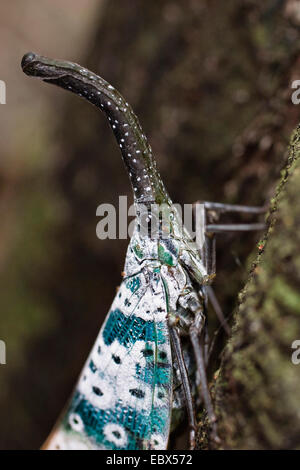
[22,53,208,450]
[52,255,173,450]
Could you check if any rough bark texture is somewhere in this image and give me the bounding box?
[197,125,300,449]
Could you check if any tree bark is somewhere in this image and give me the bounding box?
[197,125,300,449]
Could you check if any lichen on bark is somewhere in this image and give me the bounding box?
[197,124,300,449]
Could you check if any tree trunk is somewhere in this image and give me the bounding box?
[197,125,300,449]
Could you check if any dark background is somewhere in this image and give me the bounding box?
[0,0,299,449]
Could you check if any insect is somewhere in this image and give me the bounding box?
[22,52,265,450]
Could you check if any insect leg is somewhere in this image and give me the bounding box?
[198,218,230,335]
[192,203,228,343]
[193,200,265,333]
[177,291,219,443]
[189,311,220,443]
[193,200,267,233]
[169,326,196,450]
[207,286,231,335]
[206,222,266,232]
[196,201,267,215]
[205,233,216,277]
[203,322,210,367]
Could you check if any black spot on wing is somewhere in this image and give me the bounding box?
[129,388,145,399]
[112,354,121,364]
[142,348,154,357]
[92,386,103,396]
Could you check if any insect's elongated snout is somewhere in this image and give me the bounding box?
[21,51,170,206]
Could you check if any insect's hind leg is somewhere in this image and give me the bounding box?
[189,311,220,443]
[176,291,220,444]
[191,300,219,442]
[169,326,196,450]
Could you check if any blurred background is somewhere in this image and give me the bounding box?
[0,0,299,449]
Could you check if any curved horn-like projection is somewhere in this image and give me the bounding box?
[21,52,170,205]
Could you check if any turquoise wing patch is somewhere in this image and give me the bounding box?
[50,269,173,450]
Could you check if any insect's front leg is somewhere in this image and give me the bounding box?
[193,200,267,334]
[193,200,267,241]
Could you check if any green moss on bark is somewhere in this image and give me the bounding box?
[199,125,300,449]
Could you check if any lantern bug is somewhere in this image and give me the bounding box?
[22,52,265,450]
